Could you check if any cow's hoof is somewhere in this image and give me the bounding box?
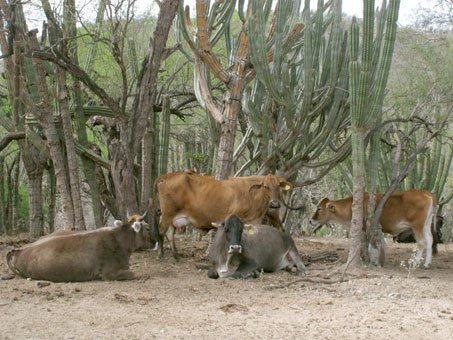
[423,264,431,269]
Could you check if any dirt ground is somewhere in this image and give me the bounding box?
[1,232,452,340]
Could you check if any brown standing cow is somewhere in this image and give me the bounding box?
[310,190,436,268]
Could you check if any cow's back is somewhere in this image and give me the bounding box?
[377,190,435,234]
[240,224,296,271]
[158,173,268,228]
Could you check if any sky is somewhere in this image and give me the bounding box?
[177,0,437,26]
[24,0,437,31]
[341,0,436,26]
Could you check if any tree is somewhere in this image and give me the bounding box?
[347,0,401,267]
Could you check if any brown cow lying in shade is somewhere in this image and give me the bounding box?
[6,218,149,282]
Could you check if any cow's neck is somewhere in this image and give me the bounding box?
[332,198,355,227]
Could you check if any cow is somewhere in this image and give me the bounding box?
[6,218,149,282]
[309,190,437,268]
[36,212,154,250]
[151,172,292,259]
[207,214,306,279]
[394,215,443,254]
[183,170,291,231]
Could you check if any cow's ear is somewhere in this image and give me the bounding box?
[249,183,263,192]
[132,222,142,233]
[114,220,123,228]
[211,222,224,228]
[280,181,292,191]
[327,204,335,213]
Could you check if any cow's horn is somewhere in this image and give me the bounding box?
[139,210,148,221]
[126,209,131,220]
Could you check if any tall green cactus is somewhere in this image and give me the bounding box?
[244,0,351,180]
[178,0,305,179]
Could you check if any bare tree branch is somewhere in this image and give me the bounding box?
[0,131,25,152]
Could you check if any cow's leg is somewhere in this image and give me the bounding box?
[232,259,259,279]
[103,269,136,281]
[166,225,180,260]
[413,228,432,268]
[288,246,306,274]
[158,216,173,259]
[207,267,219,279]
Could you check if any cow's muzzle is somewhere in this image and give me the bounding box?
[309,219,319,226]
[228,245,242,254]
[269,200,280,209]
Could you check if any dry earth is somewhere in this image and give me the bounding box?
[1,233,452,340]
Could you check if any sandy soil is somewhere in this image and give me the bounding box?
[1,233,452,340]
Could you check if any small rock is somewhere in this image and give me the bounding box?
[1,274,14,280]
[37,282,51,288]
[388,292,400,299]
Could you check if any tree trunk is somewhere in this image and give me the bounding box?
[56,68,86,230]
[0,156,5,234]
[65,0,104,228]
[367,131,385,266]
[111,0,180,219]
[347,128,367,266]
[215,94,241,180]
[28,168,44,238]
[47,165,56,233]
[5,158,15,235]
[141,127,153,213]
[12,153,20,233]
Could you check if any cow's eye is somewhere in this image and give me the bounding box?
[264,185,270,190]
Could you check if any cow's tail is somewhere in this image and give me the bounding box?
[6,249,21,276]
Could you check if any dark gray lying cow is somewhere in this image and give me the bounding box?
[6,219,149,282]
[394,215,444,254]
[208,214,306,279]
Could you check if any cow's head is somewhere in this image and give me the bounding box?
[125,211,155,250]
[310,198,336,227]
[250,174,292,209]
[212,214,244,254]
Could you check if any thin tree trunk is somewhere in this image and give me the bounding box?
[215,87,244,180]
[65,0,104,228]
[347,128,367,266]
[141,126,153,213]
[5,158,16,235]
[47,165,56,233]
[12,153,20,232]
[0,156,5,234]
[56,68,86,230]
[28,169,44,238]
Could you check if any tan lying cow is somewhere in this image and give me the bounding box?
[152,172,291,259]
[310,190,436,268]
[6,219,149,282]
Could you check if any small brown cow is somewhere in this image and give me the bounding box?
[310,190,436,268]
[6,219,149,282]
[151,172,292,259]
